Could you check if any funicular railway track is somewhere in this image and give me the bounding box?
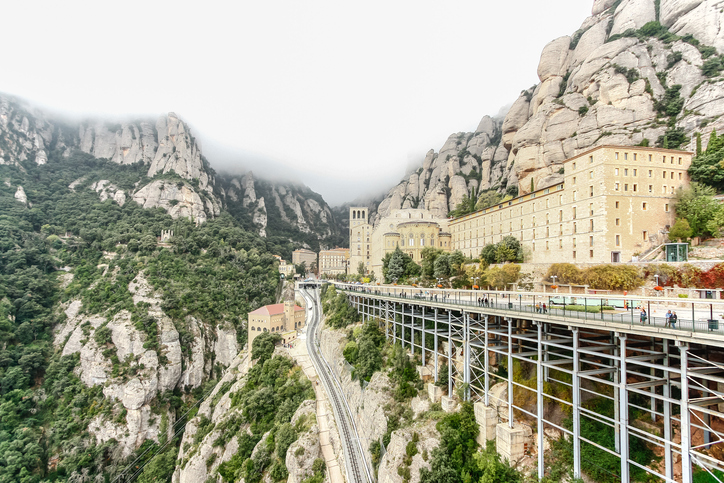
[299,285,371,483]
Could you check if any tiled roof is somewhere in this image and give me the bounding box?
[249,303,304,316]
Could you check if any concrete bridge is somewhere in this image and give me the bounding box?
[335,283,724,483]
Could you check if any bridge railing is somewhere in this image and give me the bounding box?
[335,282,724,337]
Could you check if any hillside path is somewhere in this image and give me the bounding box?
[288,335,346,483]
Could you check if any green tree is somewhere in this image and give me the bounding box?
[433,253,452,278]
[295,261,307,276]
[486,264,521,289]
[357,261,365,276]
[386,247,407,282]
[480,244,497,266]
[674,183,724,237]
[354,321,384,381]
[251,332,282,363]
[475,191,504,211]
[669,218,693,241]
[696,132,703,156]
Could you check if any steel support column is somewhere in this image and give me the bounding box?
[484,315,490,407]
[619,334,630,483]
[422,306,426,367]
[464,313,471,401]
[434,309,439,383]
[664,339,673,481]
[448,311,453,397]
[508,318,514,428]
[572,327,581,479]
[679,342,692,483]
[537,321,545,480]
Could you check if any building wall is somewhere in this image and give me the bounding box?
[449,146,691,264]
[292,249,317,268]
[320,248,349,276]
[354,208,451,278]
[278,259,296,278]
[248,303,306,350]
[248,312,285,350]
[349,207,371,275]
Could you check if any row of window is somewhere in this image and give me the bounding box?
[613,152,684,164]
[614,183,679,194]
[455,200,671,241]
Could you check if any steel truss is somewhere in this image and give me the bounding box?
[345,292,724,482]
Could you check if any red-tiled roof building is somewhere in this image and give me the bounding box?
[248,300,305,348]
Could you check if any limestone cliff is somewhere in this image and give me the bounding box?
[173,352,318,483]
[219,172,345,250]
[54,271,238,457]
[371,0,724,223]
[0,95,221,224]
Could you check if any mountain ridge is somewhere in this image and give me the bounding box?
[367,0,724,225]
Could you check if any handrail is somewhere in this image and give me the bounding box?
[334,283,724,346]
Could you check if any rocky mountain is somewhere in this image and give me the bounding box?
[371,0,724,224]
[0,95,342,252]
[219,171,345,252]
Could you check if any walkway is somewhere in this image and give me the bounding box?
[288,334,345,483]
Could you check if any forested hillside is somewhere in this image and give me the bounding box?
[0,149,283,482]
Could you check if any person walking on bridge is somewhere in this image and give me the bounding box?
[640,307,647,324]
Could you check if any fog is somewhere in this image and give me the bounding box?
[2,0,592,206]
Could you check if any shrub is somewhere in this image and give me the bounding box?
[581,264,643,290]
[702,57,723,77]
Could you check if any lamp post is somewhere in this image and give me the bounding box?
[654,275,660,297]
[550,275,558,292]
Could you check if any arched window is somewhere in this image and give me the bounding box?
[264,328,268,332]
[362,211,365,219]
[353,211,356,219]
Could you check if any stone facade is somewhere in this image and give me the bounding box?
[319,248,349,277]
[348,207,451,278]
[275,256,296,279]
[247,300,305,349]
[450,146,692,264]
[292,249,317,269]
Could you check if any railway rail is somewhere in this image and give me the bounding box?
[299,285,372,483]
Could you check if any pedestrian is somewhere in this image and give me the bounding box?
[543,303,547,314]
[536,302,541,313]
[670,311,677,329]
[665,310,672,327]
[640,307,647,324]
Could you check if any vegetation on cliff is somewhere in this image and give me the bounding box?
[0,151,282,482]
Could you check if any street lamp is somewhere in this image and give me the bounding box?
[472,277,479,290]
[654,274,664,296]
[550,275,558,291]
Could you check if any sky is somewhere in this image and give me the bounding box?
[2,1,592,206]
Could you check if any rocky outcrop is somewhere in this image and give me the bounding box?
[0,97,54,167]
[286,401,323,483]
[173,352,318,483]
[371,0,724,222]
[133,180,211,223]
[14,186,27,205]
[319,325,395,467]
[219,173,342,248]
[91,180,126,206]
[377,422,440,483]
[147,114,213,191]
[174,352,251,483]
[53,271,237,457]
[0,95,222,224]
[78,121,157,165]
